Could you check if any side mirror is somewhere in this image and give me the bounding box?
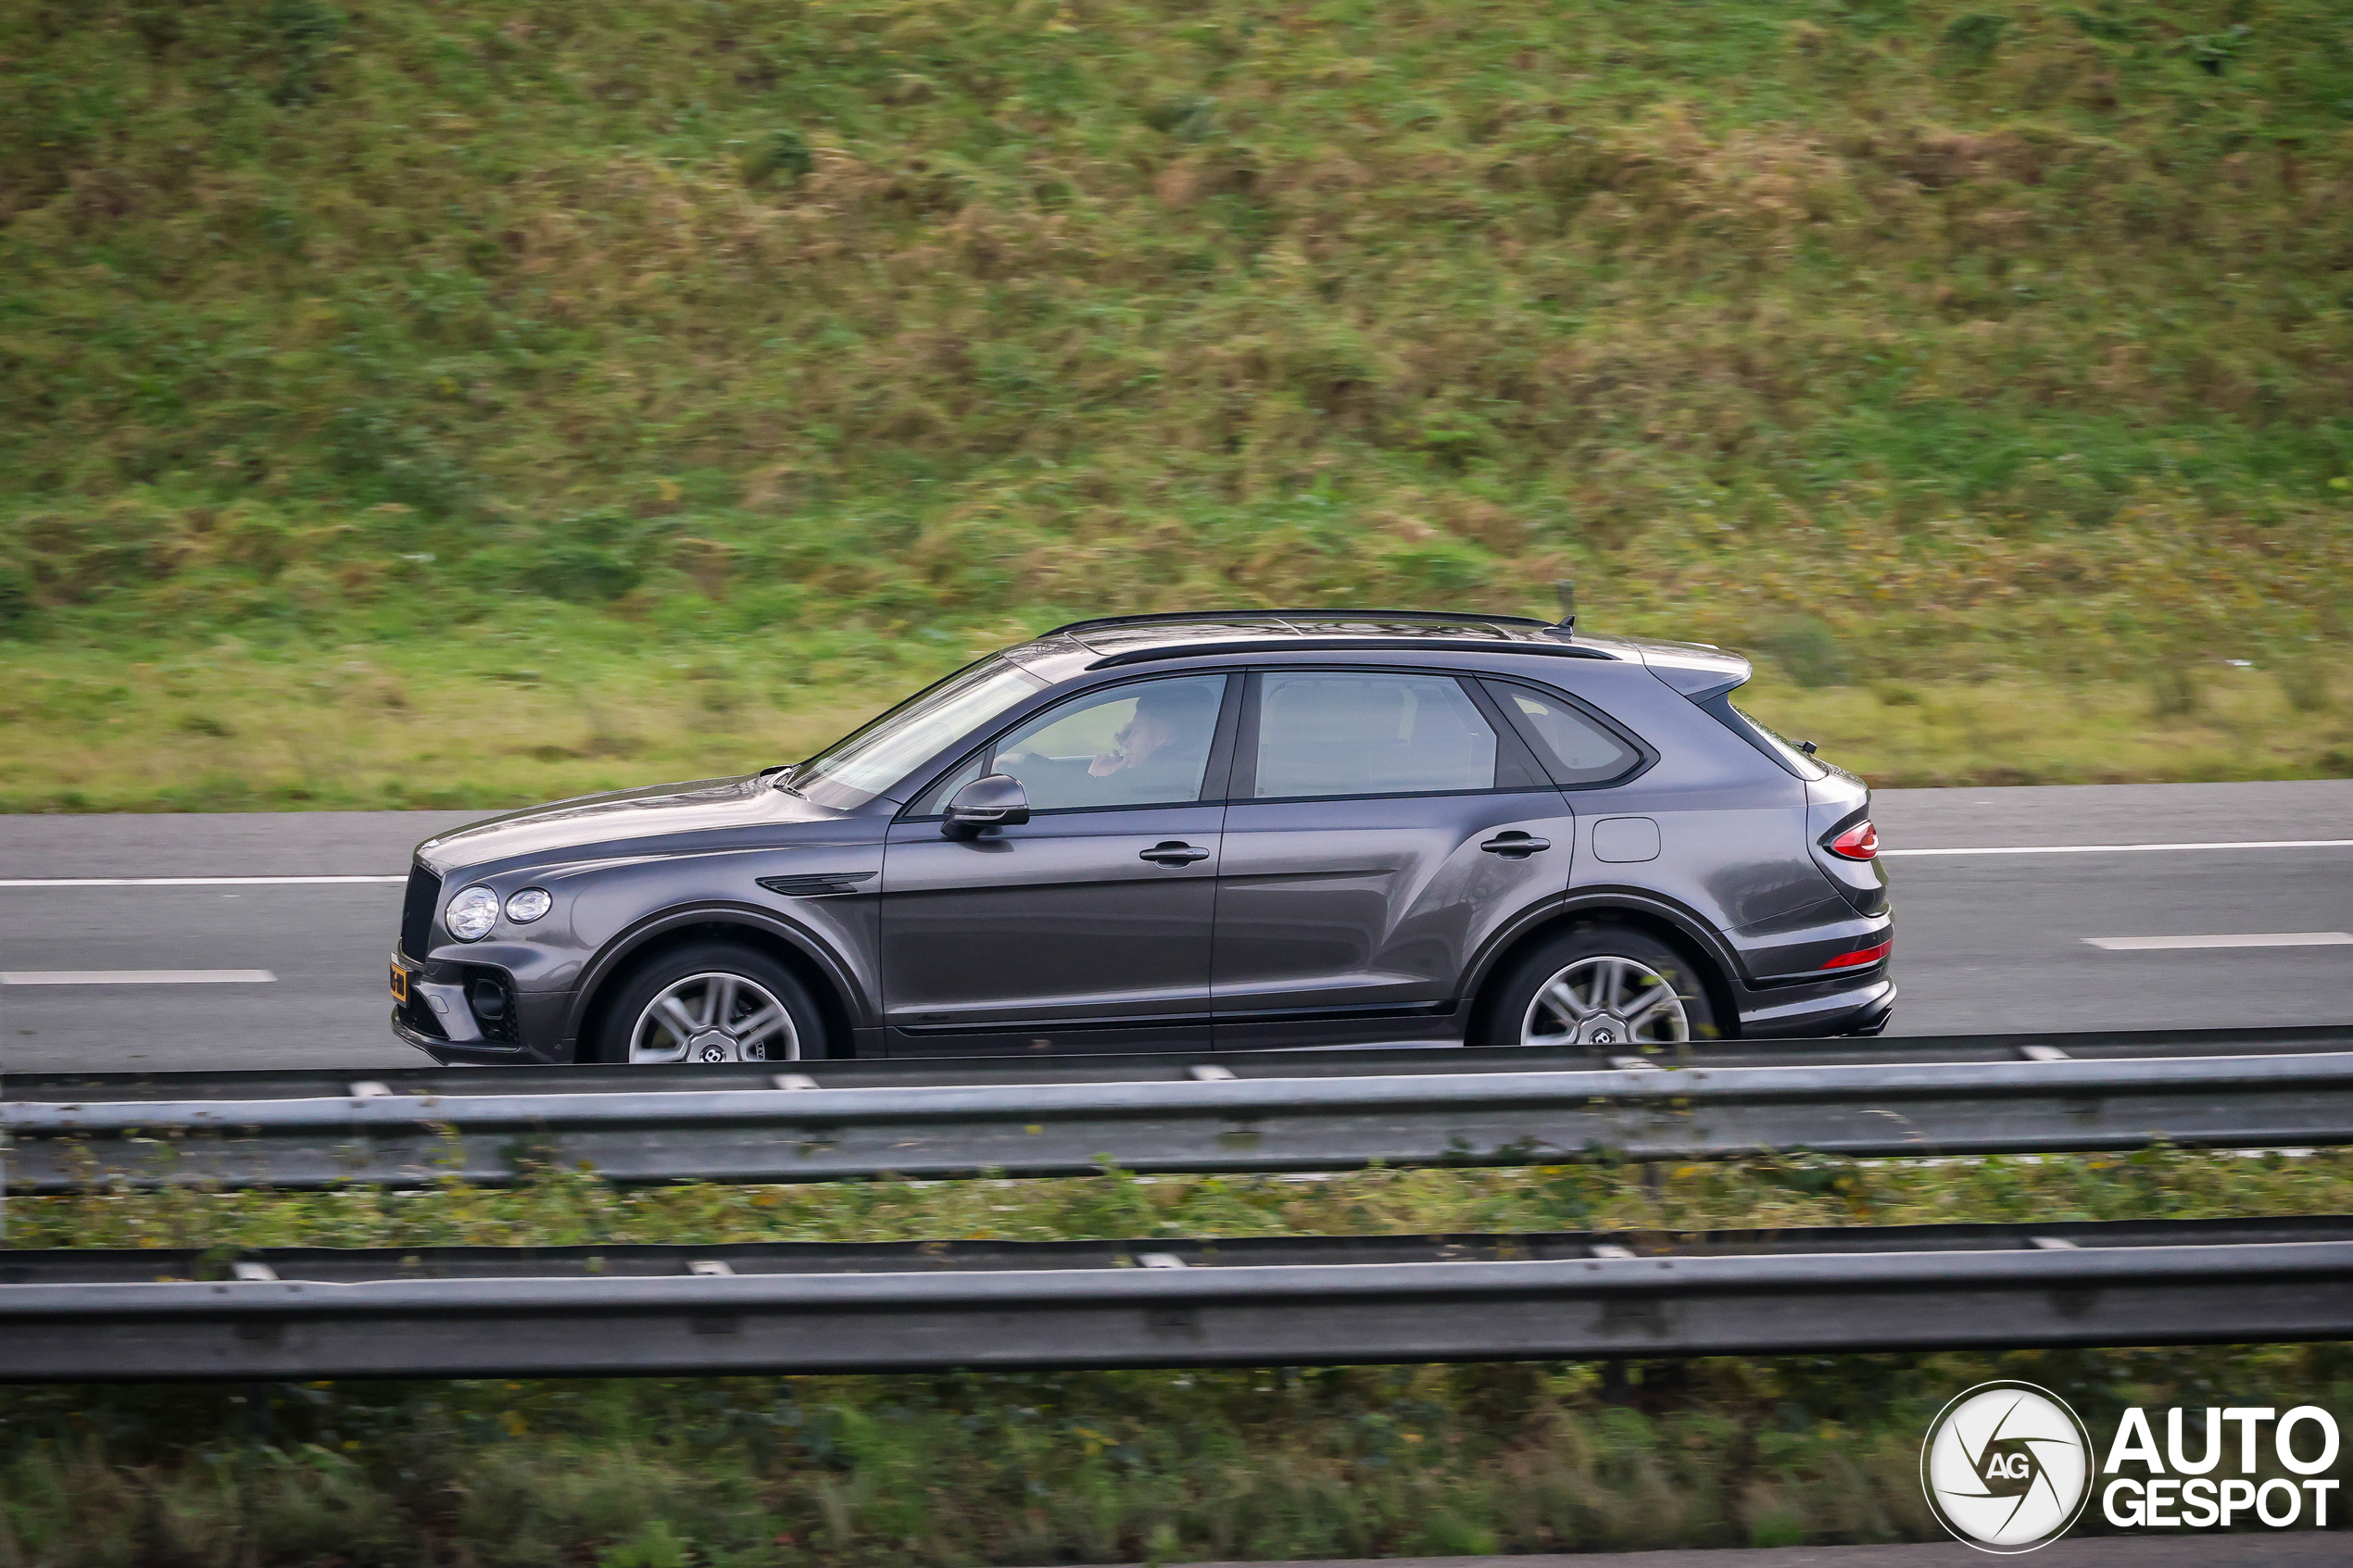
[941,773,1030,839]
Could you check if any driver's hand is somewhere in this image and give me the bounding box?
[1088,750,1124,777]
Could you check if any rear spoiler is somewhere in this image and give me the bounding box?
[1629,642,1751,703]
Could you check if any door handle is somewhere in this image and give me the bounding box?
[1479,832,1551,858]
[1139,841,1212,866]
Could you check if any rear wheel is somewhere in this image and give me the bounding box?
[1478,921,1721,1050]
[588,941,824,1064]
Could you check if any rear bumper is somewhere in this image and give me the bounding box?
[1733,974,1895,1039]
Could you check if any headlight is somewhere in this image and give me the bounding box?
[504,887,552,923]
[445,885,499,942]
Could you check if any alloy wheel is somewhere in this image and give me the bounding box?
[627,971,800,1064]
[1518,955,1690,1049]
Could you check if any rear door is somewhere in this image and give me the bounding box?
[879,673,1235,1054]
[1211,669,1578,1050]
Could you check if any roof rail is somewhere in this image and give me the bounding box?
[1086,637,1615,670]
[1042,608,1555,638]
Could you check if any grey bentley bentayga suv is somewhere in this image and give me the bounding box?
[390,610,1893,1065]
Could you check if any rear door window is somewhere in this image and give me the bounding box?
[1247,672,1500,799]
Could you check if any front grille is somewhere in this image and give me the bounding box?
[400,863,442,960]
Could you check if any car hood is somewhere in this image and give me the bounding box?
[415,773,857,872]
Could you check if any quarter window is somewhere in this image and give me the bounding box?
[1249,672,1499,799]
[1484,683,1642,786]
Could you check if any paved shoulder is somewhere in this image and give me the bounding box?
[0,810,479,879]
[1146,1535,2347,1568]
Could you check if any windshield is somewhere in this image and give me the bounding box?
[790,659,1045,809]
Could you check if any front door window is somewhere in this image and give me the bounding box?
[996,675,1227,809]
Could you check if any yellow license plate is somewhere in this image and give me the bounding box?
[389,964,409,1003]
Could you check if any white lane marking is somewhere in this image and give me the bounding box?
[1883,839,2353,857]
[2083,933,2353,952]
[0,875,405,887]
[0,969,279,985]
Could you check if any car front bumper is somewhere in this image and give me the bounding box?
[391,1010,536,1065]
[390,948,566,1064]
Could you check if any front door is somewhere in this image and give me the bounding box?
[1212,669,1579,1049]
[879,673,1233,1054]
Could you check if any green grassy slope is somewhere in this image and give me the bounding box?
[3,1,2351,800]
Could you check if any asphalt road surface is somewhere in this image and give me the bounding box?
[1140,1537,2349,1567]
[2,780,2347,1074]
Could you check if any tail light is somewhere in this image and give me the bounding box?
[1822,937,1893,971]
[1829,821,1878,860]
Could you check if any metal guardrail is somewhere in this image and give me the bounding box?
[1,1216,2347,1380]
[12,1023,2349,1103]
[6,1029,2353,1192]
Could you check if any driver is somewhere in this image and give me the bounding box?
[1086,683,1218,800]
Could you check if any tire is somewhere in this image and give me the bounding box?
[1476,920,1723,1050]
[587,940,826,1064]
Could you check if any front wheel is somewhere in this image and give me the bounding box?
[587,941,825,1064]
[1477,921,1721,1051]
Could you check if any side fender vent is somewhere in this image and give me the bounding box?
[757,872,877,898]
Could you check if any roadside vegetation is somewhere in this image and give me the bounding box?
[14,1145,2351,1252]
[5,0,2351,803]
[5,621,2344,813]
[7,1346,2349,1565]
[5,2,2349,1560]
[3,1150,2349,1563]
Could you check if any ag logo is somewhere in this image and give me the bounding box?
[1921,1382,2094,1553]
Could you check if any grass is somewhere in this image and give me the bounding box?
[0,613,964,813]
[1745,657,2353,787]
[4,5,2350,1559]
[4,1347,2347,1566]
[12,1146,2353,1252]
[3,1152,2349,1564]
[5,1,2353,802]
[0,622,2345,812]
